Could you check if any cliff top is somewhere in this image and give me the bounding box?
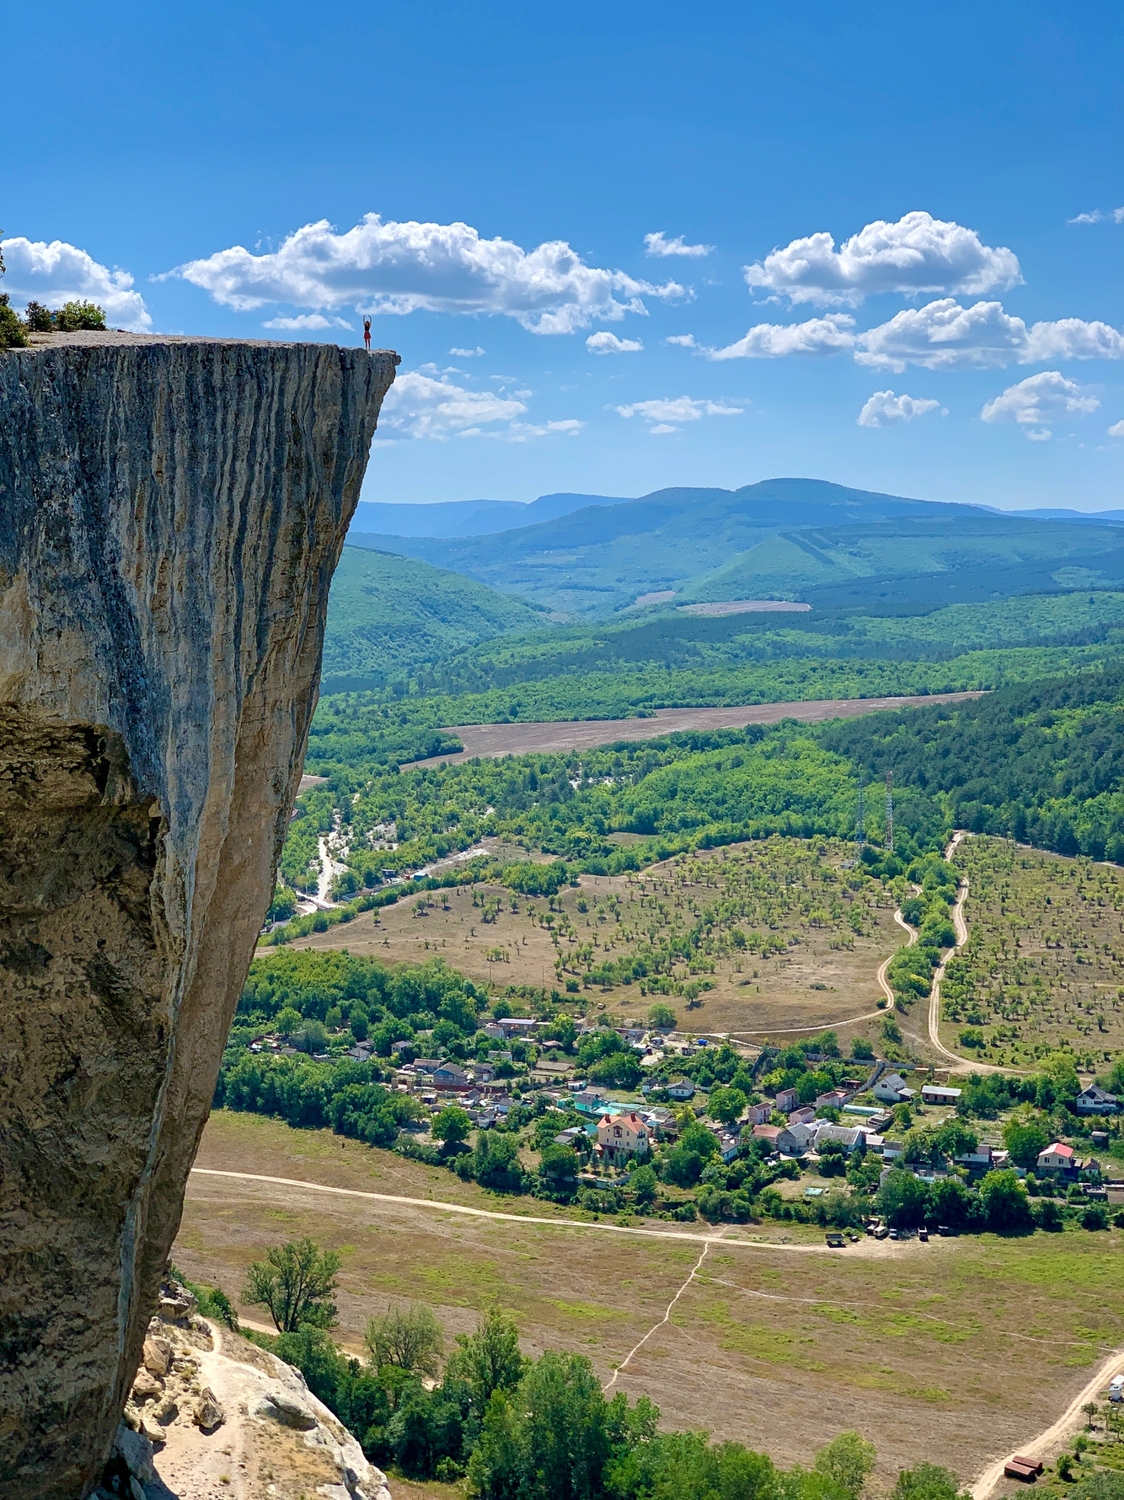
[24,330,400,357]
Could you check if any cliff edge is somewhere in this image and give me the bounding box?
[0,333,398,1499]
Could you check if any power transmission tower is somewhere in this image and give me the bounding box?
[885,770,894,854]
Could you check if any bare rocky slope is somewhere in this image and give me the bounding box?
[0,333,397,1499]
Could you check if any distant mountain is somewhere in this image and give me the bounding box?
[321,546,547,692]
[989,507,1124,524]
[349,491,631,539]
[347,478,992,615]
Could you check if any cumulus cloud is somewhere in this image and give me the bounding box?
[644,231,714,258]
[857,391,943,427]
[450,345,485,356]
[1109,419,1124,438]
[262,312,352,330]
[665,334,698,347]
[980,372,1100,436]
[171,213,683,335]
[1068,208,1124,225]
[704,315,857,360]
[0,236,151,330]
[855,299,1124,371]
[375,370,581,441]
[586,331,643,353]
[743,211,1021,307]
[614,395,741,432]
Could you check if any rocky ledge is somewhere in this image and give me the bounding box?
[94,1283,390,1500]
[0,334,397,1499]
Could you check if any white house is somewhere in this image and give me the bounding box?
[1075,1085,1119,1115]
[1037,1141,1077,1173]
[667,1078,696,1101]
[921,1084,962,1106]
[873,1073,914,1104]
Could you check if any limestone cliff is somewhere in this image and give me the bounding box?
[0,332,398,1500]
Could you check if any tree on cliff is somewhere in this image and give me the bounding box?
[0,237,27,349]
[244,1237,341,1332]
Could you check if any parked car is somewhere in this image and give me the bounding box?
[825,1233,845,1248]
[918,1228,929,1242]
[888,1227,900,1241]
[874,1225,889,1240]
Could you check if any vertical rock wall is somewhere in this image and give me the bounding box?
[0,333,397,1499]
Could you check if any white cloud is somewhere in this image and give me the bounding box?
[980,371,1100,437]
[171,213,683,334]
[450,345,485,356]
[614,395,741,432]
[644,231,714,258]
[262,312,352,330]
[0,236,151,330]
[665,334,698,347]
[1068,208,1124,225]
[374,370,581,442]
[855,299,1124,371]
[1109,419,1124,438]
[586,331,643,353]
[705,314,856,360]
[1026,428,1052,441]
[743,211,1021,307]
[857,390,943,427]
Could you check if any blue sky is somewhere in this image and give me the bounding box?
[3,1,1123,510]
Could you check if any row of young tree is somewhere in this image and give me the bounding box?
[190,1237,975,1500]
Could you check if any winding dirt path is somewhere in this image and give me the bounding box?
[602,1242,712,1391]
[970,1345,1124,1500]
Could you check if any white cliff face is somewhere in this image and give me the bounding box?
[0,333,397,1499]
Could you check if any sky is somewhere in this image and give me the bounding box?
[3,1,1123,511]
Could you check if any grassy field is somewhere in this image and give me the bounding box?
[285,837,904,1040]
[178,1112,1124,1495]
[943,837,1124,1068]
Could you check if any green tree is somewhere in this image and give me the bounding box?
[876,1169,929,1229]
[53,299,106,331]
[891,1462,968,1500]
[432,1105,472,1150]
[979,1170,1034,1235]
[537,1142,579,1201]
[1082,1204,1110,1231]
[926,1177,977,1232]
[1033,1197,1064,1231]
[814,1431,877,1499]
[366,1303,445,1378]
[709,1086,748,1128]
[648,1003,678,1029]
[444,1304,525,1417]
[244,1238,341,1332]
[472,1131,524,1192]
[630,1163,658,1208]
[1002,1118,1048,1170]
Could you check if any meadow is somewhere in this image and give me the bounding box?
[177,1111,1124,1495]
[286,836,904,1041]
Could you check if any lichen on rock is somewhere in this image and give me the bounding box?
[0,332,397,1499]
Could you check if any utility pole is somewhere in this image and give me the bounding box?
[885,770,894,854]
[855,779,866,856]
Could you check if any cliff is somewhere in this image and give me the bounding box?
[0,332,398,1499]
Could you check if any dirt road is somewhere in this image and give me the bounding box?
[188,1167,909,1258]
[408,691,985,767]
[970,1345,1124,1500]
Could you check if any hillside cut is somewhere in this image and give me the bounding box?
[0,333,397,1499]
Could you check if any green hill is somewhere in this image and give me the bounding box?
[321,547,547,692]
[348,478,1124,617]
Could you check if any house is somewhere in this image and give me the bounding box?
[474,1062,497,1083]
[747,1102,773,1126]
[531,1059,573,1083]
[432,1063,470,1089]
[1075,1085,1119,1115]
[956,1144,995,1175]
[640,1106,675,1139]
[788,1105,816,1126]
[714,1131,741,1163]
[881,1139,905,1162]
[812,1122,866,1153]
[1036,1142,1077,1174]
[775,1087,799,1113]
[554,1126,588,1147]
[873,1073,914,1104]
[572,1087,609,1112]
[483,1021,507,1041]
[751,1124,784,1153]
[667,1078,696,1101]
[597,1112,651,1162]
[778,1122,817,1155]
[815,1089,850,1111]
[921,1084,962,1106]
[347,1043,374,1063]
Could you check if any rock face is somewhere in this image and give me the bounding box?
[0,333,397,1499]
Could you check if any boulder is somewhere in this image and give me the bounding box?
[0,332,397,1499]
[142,1336,173,1376]
[130,1369,163,1403]
[253,1391,320,1430]
[192,1389,224,1434]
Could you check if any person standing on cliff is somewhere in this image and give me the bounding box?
[363,317,372,350]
